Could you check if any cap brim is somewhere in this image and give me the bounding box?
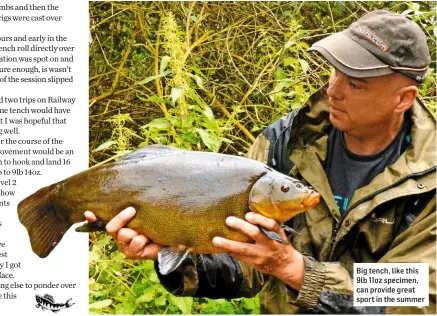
[309,33,394,78]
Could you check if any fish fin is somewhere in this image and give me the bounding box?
[43,294,55,303]
[65,298,75,308]
[17,185,72,258]
[75,220,106,232]
[258,226,289,244]
[281,224,300,238]
[52,310,61,313]
[119,145,180,161]
[157,247,190,275]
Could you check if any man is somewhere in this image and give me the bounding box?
[86,10,436,313]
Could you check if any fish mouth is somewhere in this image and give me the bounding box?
[302,192,320,208]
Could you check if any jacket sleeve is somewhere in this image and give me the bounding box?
[155,253,265,299]
[286,194,436,314]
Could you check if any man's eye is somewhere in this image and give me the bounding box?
[349,81,359,89]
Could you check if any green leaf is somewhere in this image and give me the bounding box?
[89,299,112,310]
[275,66,287,80]
[299,59,309,74]
[136,287,156,304]
[97,235,112,248]
[216,301,235,314]
[138,141,149,148]
[89,251,99,262]
[283,57,298,67]
[113,252,125,261]
[140,95,169,104]
[154,295,167,306]
[171,87,184,105]
[196,128,221,152]
[186,88,207,107]
[250,125,262,132]
[115,302,136,315]
[170,296,193,314]
[137,69,172,85]
[160,56,171,73]
[284,40,295,49]
[93,140,116,152]
[190,74,205,90]
[148,271,159,283]
[203,106,214,120]
[411,2,420,11]
[146,118,170,129]
[241,297,258,311]
[271,80,292,94]
[138,260,155,271]
[298,42,309,49]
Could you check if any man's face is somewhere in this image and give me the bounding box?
[327,70,399,136]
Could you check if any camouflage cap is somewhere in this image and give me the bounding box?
[309,10,430,83]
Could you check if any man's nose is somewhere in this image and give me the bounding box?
[327,71,345,100]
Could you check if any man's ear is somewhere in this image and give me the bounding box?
[394,85,419,113]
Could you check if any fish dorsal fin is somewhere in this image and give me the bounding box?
[119,145,181,161]
[43,294,55,303]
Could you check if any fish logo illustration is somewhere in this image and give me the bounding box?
[35,294,75,312]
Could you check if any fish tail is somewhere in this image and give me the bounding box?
[17,185,72,258]
[64,298,74,308]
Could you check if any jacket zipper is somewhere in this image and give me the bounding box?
[329,166,436,257]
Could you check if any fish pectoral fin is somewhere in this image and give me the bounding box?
[157,247,190,276]
[51,310,61,313]
[258,226,289,244]
[75,219,106,232]
[281,224,300,238]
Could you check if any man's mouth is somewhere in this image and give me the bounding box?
[329,99,346,113]
[330,104,346,114]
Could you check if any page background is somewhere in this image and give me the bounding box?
[0,1,88,314]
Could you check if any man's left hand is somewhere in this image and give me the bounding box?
[212,212,305,291]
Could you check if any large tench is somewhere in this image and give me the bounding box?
[18,145,320,274]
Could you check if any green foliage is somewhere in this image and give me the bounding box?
[89,233,260,314]
[90,1,436,164]
[89,2,436,314]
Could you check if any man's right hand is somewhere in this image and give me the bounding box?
[84,207,162,260]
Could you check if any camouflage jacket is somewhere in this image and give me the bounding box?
[157,87,436,314]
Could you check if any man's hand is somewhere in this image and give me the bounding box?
[212,212,305,291]
[84,207,162,260]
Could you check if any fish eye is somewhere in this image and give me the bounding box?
[281,185,290,192]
